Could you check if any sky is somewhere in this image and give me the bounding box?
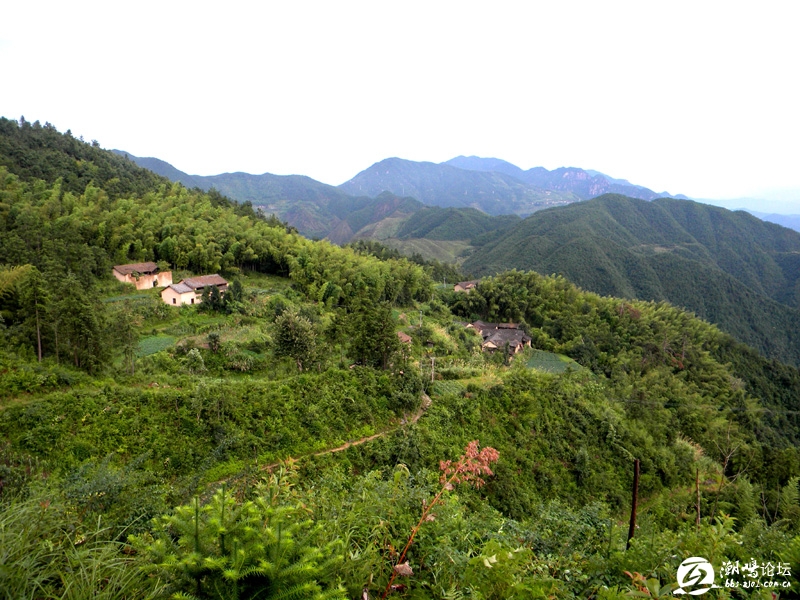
[2,1,799,212]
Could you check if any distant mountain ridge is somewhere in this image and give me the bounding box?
[116,151,693,239]
[113,150,352,205]
[113,152,204,190]
[444,156,689,201]
[338,157,579,216]
[746,210,800,232]
[114,150,397,240]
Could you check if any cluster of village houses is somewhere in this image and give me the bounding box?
[395,280,532,355]
[451,280,532,354]
[394,318,531,355]
[112,262,227,306]
[113,266,529,355]
[464,320,531,354]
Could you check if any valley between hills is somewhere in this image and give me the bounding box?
[2,116,800,598]
[119,148,800,368]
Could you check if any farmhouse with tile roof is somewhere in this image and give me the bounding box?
[112,262,172,290]
[466,320,532,355]
[454,280,480,293]
[161,274,228,306]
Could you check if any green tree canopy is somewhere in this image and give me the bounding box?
[273,309,318,372]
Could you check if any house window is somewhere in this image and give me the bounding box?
[173,298,176,305]
[153,280,158,287]
[191,298,194,304]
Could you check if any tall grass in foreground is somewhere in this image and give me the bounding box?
[0,492,164,599]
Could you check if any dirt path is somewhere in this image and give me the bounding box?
[210,392,433,489]
[267,392,432,466]
[307,431,386,457]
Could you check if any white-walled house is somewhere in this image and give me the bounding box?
[161,282,197,306]
[160,274,228,306]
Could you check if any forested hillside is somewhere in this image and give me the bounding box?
[2,118,167,198]
[464,194,800,366]
[114,149,355,207]
[394,206,521,241]
[323,192,422,244]
[2,118,800,598]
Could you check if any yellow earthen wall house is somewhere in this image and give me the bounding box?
[112,262,173,290]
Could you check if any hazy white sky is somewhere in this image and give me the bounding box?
[2,1,799,210]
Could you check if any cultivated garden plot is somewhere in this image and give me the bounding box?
[527,349,583,373]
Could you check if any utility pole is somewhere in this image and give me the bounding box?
[695,468,701,531]
[626,458,640,550]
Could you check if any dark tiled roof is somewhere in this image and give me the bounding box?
[165,282,193,294]
[483,329,531,347]
[113,262,158,275]
[468,321,520,338]
[182,274,228,290]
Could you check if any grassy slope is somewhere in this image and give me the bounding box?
[381,238,473,264]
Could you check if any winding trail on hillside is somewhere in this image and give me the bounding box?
[209,392,433,490]
[300,392,433,459]
[264,392,432,467]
